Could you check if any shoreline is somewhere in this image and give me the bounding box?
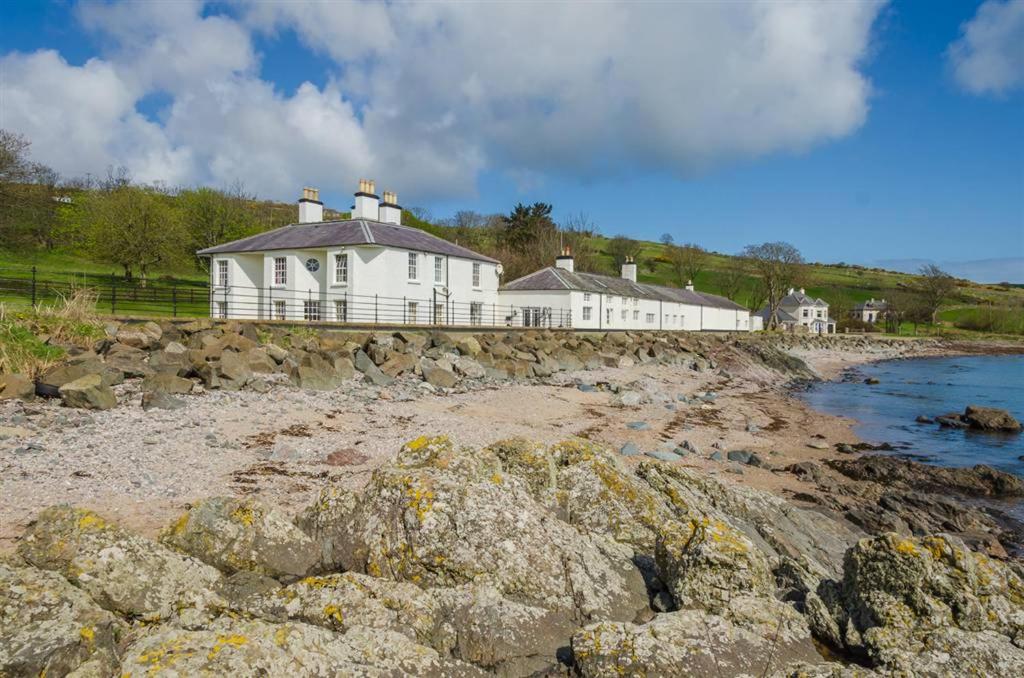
[2,333,1022,557]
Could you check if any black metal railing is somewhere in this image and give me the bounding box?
[0,265,572,328]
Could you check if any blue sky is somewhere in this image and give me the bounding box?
[1,1,1022,280]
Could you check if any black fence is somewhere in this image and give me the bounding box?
[0,266,573,328]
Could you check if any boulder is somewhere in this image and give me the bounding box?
[119,617,484,677]
[379,352,417,377]
[421,358,459,389]
[573,605,819,677]
[264,343,289,363]
[141,372,194,395]
[452,355,486,379]
[17,505,224,623]
[58,374,117,410]
[148,348,191,376]
[217,350,252,389]
[244,572,450,650]
[354,349,394,386]
[962,405,1021,432]
[115,321,162,349]
[290,364,343,391]
[0,561,124,677]
[104,342,153,378]
[36,360,122,397]
[810,533,1024,673]
[242,348,278,374]
[162,497,320,579]
[142,390,187,411]
[433,582,577,675]
[0,372,34,400]
[294,486,361,571]
[304,437,648,624]
[332,356,355,379]
[455,336,482,357]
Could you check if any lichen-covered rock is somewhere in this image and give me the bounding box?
[16,506,224,623]
[119,617,485,677]
[0,561,124,677]
[161,497,319,579]
[815,533,1024,673]
[294,485,360,571]
[655,516,775,614]
[244,572,451,651]
[324,436,648,623]
[431,582,577,676]
[572,606,820,678]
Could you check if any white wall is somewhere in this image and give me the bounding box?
[211,246,499,325]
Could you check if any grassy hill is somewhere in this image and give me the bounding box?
[2,195,1022,335]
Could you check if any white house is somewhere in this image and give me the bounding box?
[197,181,501,324]
[756,288,835,333]
[852,298,887,324]
[498,250,754,331]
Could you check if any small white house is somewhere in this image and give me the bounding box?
[498,250,753,331]
[197,181,501,324]
[757,288,835,333]
[852,298,887,324]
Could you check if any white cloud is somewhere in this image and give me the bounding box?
[1,0,886,202]
[949,0,1024,95]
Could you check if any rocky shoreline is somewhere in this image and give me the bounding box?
[3,323,1024,675]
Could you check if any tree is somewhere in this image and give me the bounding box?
[720,258,747,301]
[917,264,957,325]
[83,185,188,282]
[666,243,706,287]
[501,202,556,255]
[0,129,59,249]
[660,233,674,246]
[560,212,600,273]
[607,235,642,269]
[741,241,804,329]
[180,183,257,255]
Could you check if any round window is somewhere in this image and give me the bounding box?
[304,258,320,272]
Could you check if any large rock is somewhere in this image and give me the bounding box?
[962,405,1022,432]
[827,456,1024,497]
[148,347,191,376]
[433,582,577,676]
[36,359,122,397]
[294,486,361,571]
[811,533,1024,673]
[141,372,194,395]
[115,321,162,349]
[162,497,319,579]
[58,373,117,410]
[0,372,34,400]
[573,605,820,678]
[420,358,459,389]
[354,349,394,386]
[305,436,649,624]
[0,561,124,677]
[119,617,484,677]
[244,572,451,650]
[17,506,224,622]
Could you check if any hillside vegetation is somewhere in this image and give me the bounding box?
[2,128,1022,334]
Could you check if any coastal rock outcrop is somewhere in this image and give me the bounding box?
[808,533,1024,674]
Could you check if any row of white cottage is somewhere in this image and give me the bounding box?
[197,182,760,332]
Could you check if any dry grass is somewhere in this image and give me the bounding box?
[0,290,104,377]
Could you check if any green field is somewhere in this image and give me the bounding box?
[3,230,1023,333]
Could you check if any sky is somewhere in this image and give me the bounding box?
[1,0,1022,281]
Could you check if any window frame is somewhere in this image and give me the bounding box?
[472,262,481,288]
[335,299,347,322]
[434,256,444,284]
[582,306,592,321]
[407,300,419,323]
[469,302,483,326]
[272,257,287,286]
[273,300,286,320]
[216,260,228,288]
[334,252,349,285]
[408,252,419,281]
[303,300,321,322]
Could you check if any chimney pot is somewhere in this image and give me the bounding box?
[555,247,575,273]
[297,185,323,223]
[353,178,381,220]
[378,188,402,225]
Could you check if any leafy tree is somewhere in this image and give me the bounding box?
[607,235,642,269]
[742,241,804,329]
[0,129,59,249]
[666,242,707,287]
[83,185,187,282]
[720,258,747,301]
[560,212,600,273]
[180,183,257,255]
[501,202,556,255]
[917,264,957,324]
[660,233,674,246]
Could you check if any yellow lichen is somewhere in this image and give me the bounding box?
[168,513,190,536]
[230,504,257,526]
[323,604,345,625]
[490,472,503,484]
[207,634,248,660]
[76,513,107,531]
[894,538,919,556]
[79,626,95,646]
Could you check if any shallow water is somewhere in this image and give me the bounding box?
[801,354,1024,477]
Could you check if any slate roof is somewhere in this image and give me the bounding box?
[779,291,829,308]
[196,219,499,264]
[500,267,748,311]
[853,299,888,311]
